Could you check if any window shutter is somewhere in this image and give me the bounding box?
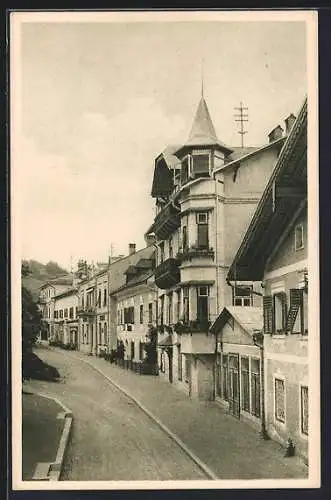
[286,288,303,333]
[263,295,273,334]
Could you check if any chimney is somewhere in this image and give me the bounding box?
[284,113,296,135]
[129,243,136,255]
[268,125,284,143]
[145,233,156,247]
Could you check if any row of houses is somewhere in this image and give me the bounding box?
[39,92,309,462]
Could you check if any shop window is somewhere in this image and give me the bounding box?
[295,224,304,251]
[275,378,285,423]
[197,212,209,249]
[301,385,309,435]
[98,323,102,344]
[251,358,261,417]
[241,357,250,412]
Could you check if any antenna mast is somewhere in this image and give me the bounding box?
[234,101,249,148]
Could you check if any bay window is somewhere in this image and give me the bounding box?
[196,212,209,249]
[197,286,209,324]
[183,287,189,322]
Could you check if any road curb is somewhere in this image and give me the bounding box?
[77,356,218,480]
[23,389,73,481]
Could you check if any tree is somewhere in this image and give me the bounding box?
[21,263,42,353]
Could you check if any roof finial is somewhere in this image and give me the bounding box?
[201,58,204,98]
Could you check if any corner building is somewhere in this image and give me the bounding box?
[146,90,296,400]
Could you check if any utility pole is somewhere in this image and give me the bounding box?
[234,102,249,148]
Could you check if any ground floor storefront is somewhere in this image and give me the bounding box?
[215,349,262,429]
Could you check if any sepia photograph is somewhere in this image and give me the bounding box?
[10,9,319,490]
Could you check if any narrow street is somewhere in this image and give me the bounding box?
[23,347,208,481]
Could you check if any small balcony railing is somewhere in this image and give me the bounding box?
[155,258,181,289]
[77,306,96,317]
[154,203,180,240]
[174,319,211,334]
[176,246,215,262]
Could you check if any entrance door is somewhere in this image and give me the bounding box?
[228,354,240,418]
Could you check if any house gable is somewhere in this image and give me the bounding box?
[266,204,307,273]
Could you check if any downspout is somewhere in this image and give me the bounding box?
[213,173,220,400]
[252,332,269,440]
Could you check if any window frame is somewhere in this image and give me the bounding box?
[300,384,309,437]
[295,223,304,251]
[233,285,252,307]
[274,376,286,425]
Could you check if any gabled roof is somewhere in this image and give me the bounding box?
[227,97,307,281]
[54,288,78,300]
[108,246,155,295]
[40,274,73,289]
[210,306,263,336]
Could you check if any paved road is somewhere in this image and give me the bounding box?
[24,347,207,481]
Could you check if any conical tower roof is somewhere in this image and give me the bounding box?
[186,96,218,146]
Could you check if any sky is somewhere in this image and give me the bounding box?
[14,14,308,271]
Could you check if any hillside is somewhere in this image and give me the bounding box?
[22,259,69,301]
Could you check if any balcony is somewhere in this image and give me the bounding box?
[177,246,215,262]
[174,319,211,334]
[77,306,96,317]
[154,203,180,240]
[155,258,181,289]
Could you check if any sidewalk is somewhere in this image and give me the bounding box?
[22,392,64,480]
[69,350,308,480]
